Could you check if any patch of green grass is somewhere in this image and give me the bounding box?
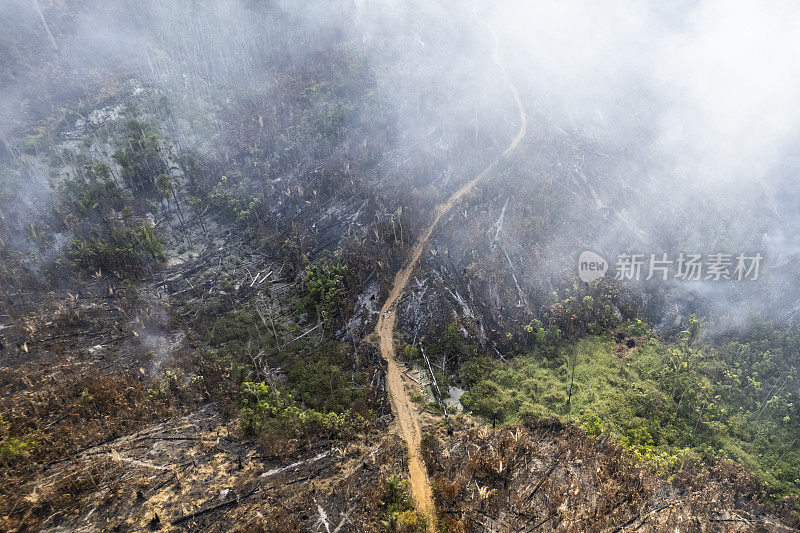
[461,325,800,498]
[0,436,36,463]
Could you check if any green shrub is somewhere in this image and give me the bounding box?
[299,253,347,324]
[519,401,552,425]
[238,382,362,440]
[622,318,649,337]
[55,163,128,220]
[68,224,165,276]
[207,174,263,222]
[424,322,475,372]
[459,357,495,387]
[524,319,563,357]
[400,344,420,364]
[191,299,373,444]
[207,307,260,347]
[285,344,365,412]
[460,380,513,422]
[297,81,354,144]
[547,281,628,336]
[461,327,800,497]
[0,436,36,463]
[112,119,166,192]
[379,475,426,532]
[580,412,605,436]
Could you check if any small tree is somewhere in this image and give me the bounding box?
[683,313,706,346]
[155,173,185,222]
[112,120,166,193]
[299,253,347,325]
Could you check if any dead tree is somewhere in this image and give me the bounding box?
[420,344,453,436]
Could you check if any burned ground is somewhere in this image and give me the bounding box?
[6,403,407,532]
[422,421,799,532]
[3,1,800,532]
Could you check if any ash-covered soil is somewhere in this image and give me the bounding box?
[422,420,799,532]
[15,403,406,532]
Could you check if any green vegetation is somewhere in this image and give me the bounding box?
[238,381,362,441]
[548,286,621,334]
[522,319,564,357]
[0,437,36,463]
[112,119,167,192]
[0,414,36,466]
[48,121,171,279]
[299,253,347,324]
[207,174,263,222]
[297,83,354,144]
[192,303,371,447]
[424,323,475,369]
[68,224,165,275]
[493,282,636,359]
[285,343,365,412]
[460,320,800,498]
[155,173,185,220]
[379,475,427,532]
[400,323,477,395]
[55,162,128,220]
[273,80,356,166]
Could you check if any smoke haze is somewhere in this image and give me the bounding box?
[2,0,800,330]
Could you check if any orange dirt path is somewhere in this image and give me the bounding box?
[374,26,526,531]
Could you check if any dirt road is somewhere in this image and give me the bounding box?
[374,26,527,530]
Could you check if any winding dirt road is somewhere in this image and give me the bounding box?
[374,26,527,529]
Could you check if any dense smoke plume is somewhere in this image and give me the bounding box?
[3,0,800,330]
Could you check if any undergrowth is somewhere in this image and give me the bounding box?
[460,319,800,501]
[379,475,427,532]
[191,300,372,452]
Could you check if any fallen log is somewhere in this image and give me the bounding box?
[170,485,259,525]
